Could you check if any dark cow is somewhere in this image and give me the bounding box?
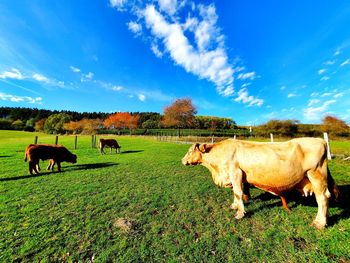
[24,144,77,175]
[99,139,121,154]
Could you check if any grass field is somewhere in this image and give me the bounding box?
[0,130,349,262]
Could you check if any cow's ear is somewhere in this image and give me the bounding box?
[199,143,214,153]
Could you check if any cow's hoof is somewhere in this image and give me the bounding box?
[235,211,245,219]
[230,203,238,210]
[311,220,326,230]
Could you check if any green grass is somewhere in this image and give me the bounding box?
[0,130,349,262]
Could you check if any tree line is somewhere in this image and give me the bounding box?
[1,98,349,138]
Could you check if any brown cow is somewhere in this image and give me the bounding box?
[24,144,77,175]
[182,138,335,229]
[99,138,121,154]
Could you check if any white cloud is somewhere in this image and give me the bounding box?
[323,60,335,65]
[127,21,142,35]
[334,49,341,56]
[81,72,94,82]
[308,99,320,106]
[151,43,163,58]
[112,85,123,91]
[32,73,49,83]
[287,93,297,98]
[138,94,146,101]
[0,92,42,104]
[234,88,263,107]
[194,4,220,51]
[143,4,234,97]
[280,85,286,90]
[32,72,65,88]
[340,58,350,67]
[320,76,330,81]
[0,68,23,80]
[334,92,343,98]
[109,0,127,10]
[303,99,336,121]
[70,66,81,73]
[318,69,326,75]
[321,92,332,97]
[158,0,178,16]
[237,72,256,80]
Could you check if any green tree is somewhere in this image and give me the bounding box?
[255,119,299,137]
[44,113,71,134]
[0,119,12,130]
[142,119,160,129]
[11,119,25,130]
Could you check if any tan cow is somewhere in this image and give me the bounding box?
[182,138,335,229]
[241,137,339,211]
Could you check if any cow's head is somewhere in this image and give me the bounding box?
[181,143,214,165]
[69,154,77,164]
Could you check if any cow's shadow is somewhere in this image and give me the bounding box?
[0,155,12,158]
[0,162,118,182]
[120,150,143,154]
[249,184,350,226]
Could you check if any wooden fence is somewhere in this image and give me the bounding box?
[31,133,333,159]
[32,135,98,149]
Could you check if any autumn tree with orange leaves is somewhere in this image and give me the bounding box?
[103,112,140,133]
[162,98,197,131]
[322,115,349,137]
[64,118,102,134]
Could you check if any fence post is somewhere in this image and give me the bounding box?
[74,135,78,149]
[233,135,236,140]
[91,135,94,148]
[211,135,214,143]
[34,136,38,144]
[323,132,332,160]
[55,135,59,145]
[270,133,274,142]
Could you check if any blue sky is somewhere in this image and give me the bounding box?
[0,0,350,125]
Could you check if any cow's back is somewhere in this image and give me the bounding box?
[27,144,58,161]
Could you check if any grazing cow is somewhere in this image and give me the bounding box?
[99,138,121,154]
[182,138,335,229]
[24,144,77,175]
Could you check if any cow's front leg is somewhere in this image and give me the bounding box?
[230,168,245,219]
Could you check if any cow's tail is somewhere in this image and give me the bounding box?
[327,166,340,202]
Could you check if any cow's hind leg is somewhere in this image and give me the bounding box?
[243,182,251,202]
[30,160,40,174]
[100,146,105,154]
[307,167,330,229]
[29,161,34,175]
[280,195,290,211]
